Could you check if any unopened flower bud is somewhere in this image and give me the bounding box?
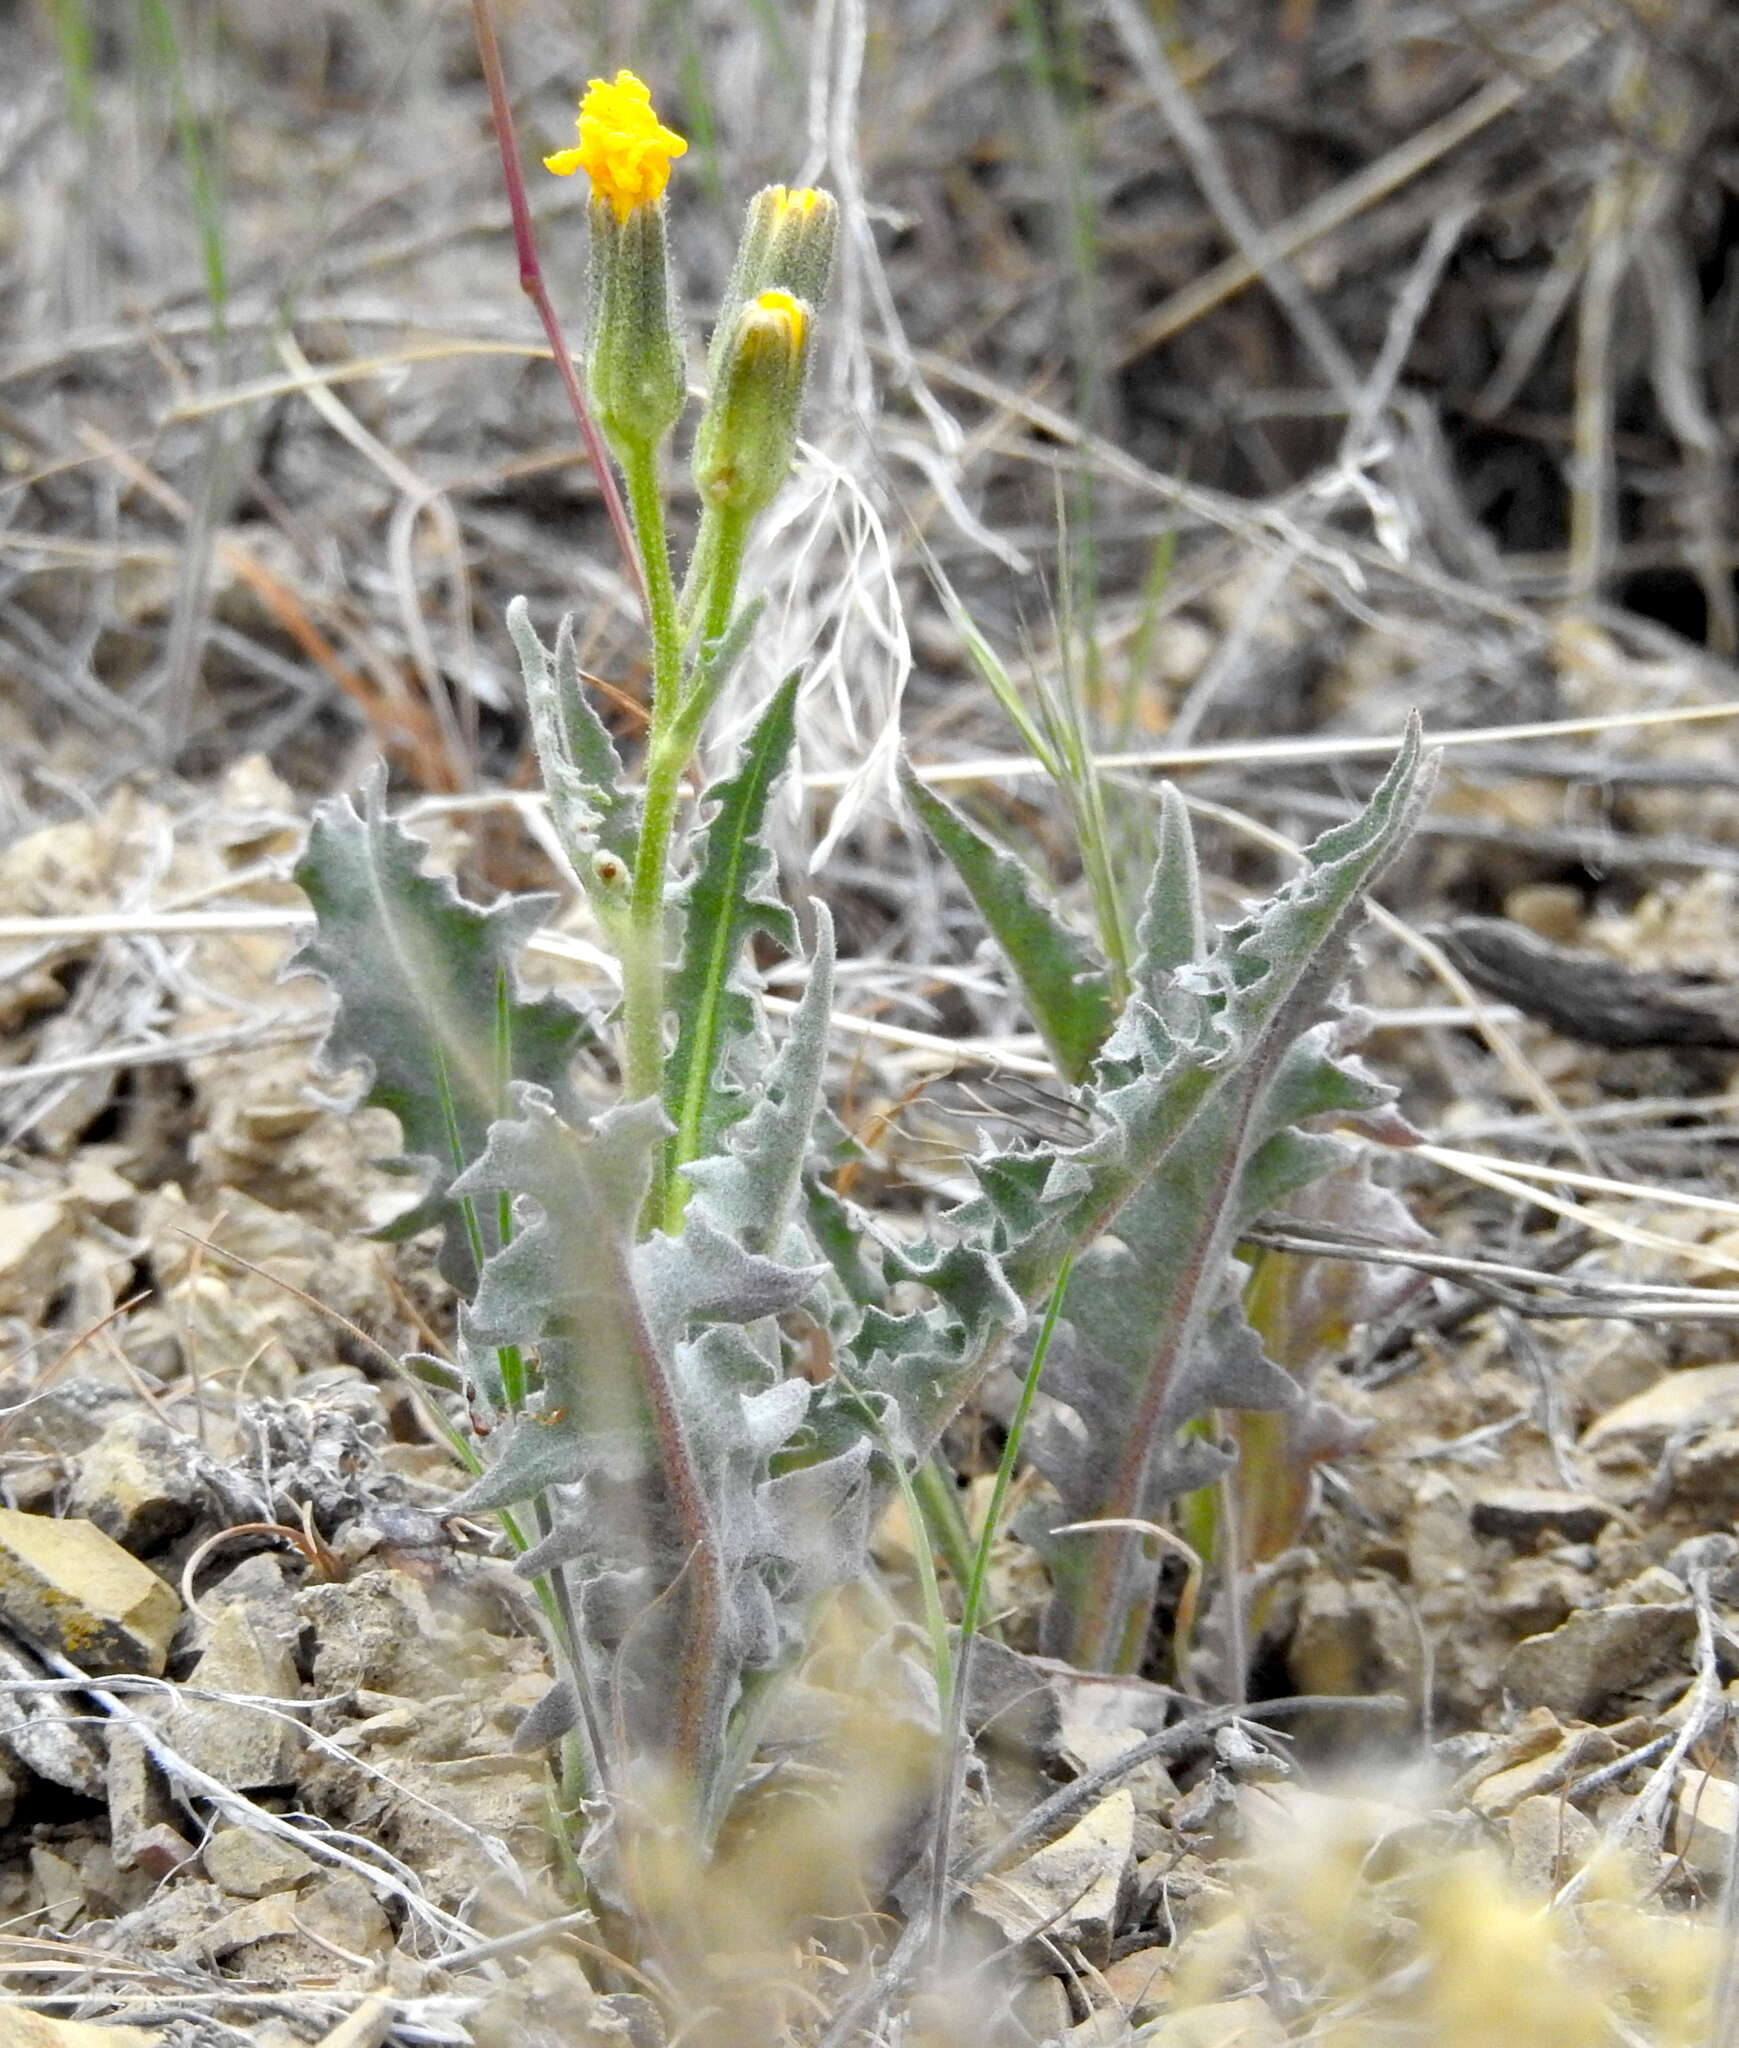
[692,289,811,518]
[707,186,838,383]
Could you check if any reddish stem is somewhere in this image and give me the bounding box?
[469,0,650,626]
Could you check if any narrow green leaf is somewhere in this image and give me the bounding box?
[900,760,1114,1084]
[666,673,802,1175]
[289,774,592,1292]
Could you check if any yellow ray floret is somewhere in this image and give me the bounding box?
[545,70,687,220]
[755,288,806,352]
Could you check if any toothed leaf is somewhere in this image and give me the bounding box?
[901,759,1114,1084]
[508,596,637,867]
[289,774,591,1292]
[685,904,835,1261]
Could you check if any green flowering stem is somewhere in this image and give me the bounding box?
[618,439,687,1129]
[697,504,751,650]
[677,501,749,647]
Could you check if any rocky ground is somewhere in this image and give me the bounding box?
[6,1,1739,2043]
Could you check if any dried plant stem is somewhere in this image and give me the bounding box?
[468,0,648,625]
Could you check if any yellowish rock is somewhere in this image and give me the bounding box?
[0,1508,180,1676]
[0,2016,164,2048]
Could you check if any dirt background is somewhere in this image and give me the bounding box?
[6,1,1739,2042]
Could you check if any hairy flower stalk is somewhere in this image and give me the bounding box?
[547,71,690,1110]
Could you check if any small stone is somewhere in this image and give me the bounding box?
[29,1845,84,1931]
[300,1568,449,1697]
[1583,1364,1739,1461]
[1136,1996,1286,2048]
[1287,1573,1423,1708]
[971,1789,1135,1968]
[1464,1721,1618,1819]
[1672,1772,1739,1881]
[203,1823,318,1899]
[105,1726,193,1875]
[1668,1426,1739,1511]
[1613,1565,1689,1606]
[0,2016,165,2048]
[1064,2015,1131,2047]
[196,1871,389,1982]
[1098,1942,1172,2021]
[1007,1975,1072,2041]
[287,1870,392,1957]
[0,1632,105,1795]
[0,1199,67,1317]
[1470,1488,1613,1545]
[67,1410,206,1554]
[1666,1533,1739,1600]
[164,1603,302,1790]
[0,1508,180,1675]
[1507,1792,1599,1891]
[306,1993,393,2048]
[1501,1604,1696,1721]
[467,1950,603,2048]
[202,1552,304,1651]
[1491,1555,1591,1637]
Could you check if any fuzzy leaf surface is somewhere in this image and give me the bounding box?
[289,776,590,1292]
[684,903,834,1264]
[508,598,637,867]
[443,1081,870,1785]
[901,760,1114,1084]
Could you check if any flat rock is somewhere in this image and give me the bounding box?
[0,2016,164,2048]
[1582,1364,1739,1457]
[0,1198,67,1317]
[0,1631,105,1794]
[163,1602,302,1790]
[203,1823,318,1898]
[300,1568,451,1697]
[1501,1603,1695,1720]
[1673,1773,1738,1881]
[1507,1792,1599,1891]
[1470,1487,1613,1545]
[0,1509,179,1675]
[105,1726,192,1876]
[1465,1725,1618,1818]
[1098,1942,1172,2022]
[1137,1997,1287,2048]
[194,1871,391,1985]
[66,1410,205,1554]
[29,1845,85,1931]
[971,1788,1135,1968]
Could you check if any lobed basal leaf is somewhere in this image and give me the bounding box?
[289,773,592,1293]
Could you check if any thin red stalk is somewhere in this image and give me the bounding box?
[469,0,649,626]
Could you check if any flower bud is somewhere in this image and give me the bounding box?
[692,289,811,518]
[584,197,687,457]
[707,186,838,383]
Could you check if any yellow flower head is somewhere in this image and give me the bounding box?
[545,70,687,220]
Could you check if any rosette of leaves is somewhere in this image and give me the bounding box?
[295,600,1431,1823]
